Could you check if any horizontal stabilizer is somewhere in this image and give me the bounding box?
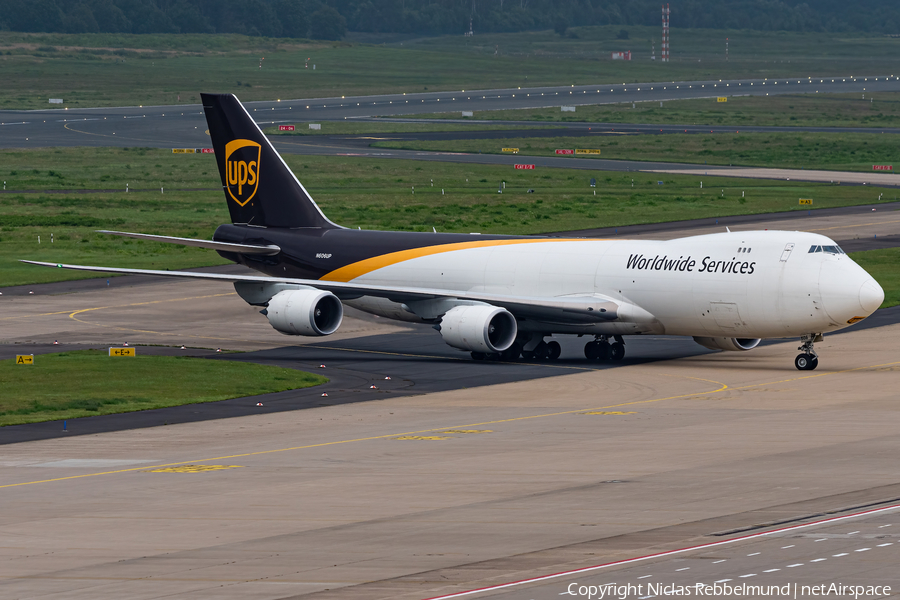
[97,230,280,255]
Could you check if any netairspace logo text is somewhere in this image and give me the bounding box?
[564,582,892,600]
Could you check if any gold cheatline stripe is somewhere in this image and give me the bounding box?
[319,238,592,283]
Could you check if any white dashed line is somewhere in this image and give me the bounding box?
[763,569,781,573]
[878,524,892,528]
[747,552,760,556]
[787,563,804,568]
[781,545,795,549]
[675,568,690,572]
[855,548,871,552]
[811,558,827,563]
[815,538,827,542]
[638,575,653,579]
[712,560,726,564]
[739,574,757,578]
[848,531,860,535]
[833,553,849,557]
[716,579,732,583]
[877,543,893,547]
[638,596,656,599]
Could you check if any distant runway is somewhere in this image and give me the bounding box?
[2,74,899,151]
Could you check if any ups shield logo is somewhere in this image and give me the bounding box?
[225,139,261,206]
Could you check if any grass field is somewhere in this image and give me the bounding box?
[3,147,899,289]
[372,132,900,172]
[0,350,326,427]
[2,27,899,109]
[410,92,900,129]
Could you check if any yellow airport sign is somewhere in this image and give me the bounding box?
[109,347,136,357]
[575,149,602,155]
[172,148,195,153]
[799,198,813,205]
[16,355,34,365]
[502,147,519,153]
[717,97,728,102]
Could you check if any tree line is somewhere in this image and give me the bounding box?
[2,0,899,40]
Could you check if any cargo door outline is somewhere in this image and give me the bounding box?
[779,243,795,262]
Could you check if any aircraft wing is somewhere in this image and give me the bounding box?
[21,260,649,325]
[97,230,281,255]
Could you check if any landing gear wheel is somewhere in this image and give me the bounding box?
[546,341,561,360]
[471,352,486,361]
[521,350,535,360]
[533,341,549,360]
[795,333,822,370]
[794,353,818,370]
[584,340,610,361]
[596,342,611,360]
[609,342,625,361]
[501,343,522,361]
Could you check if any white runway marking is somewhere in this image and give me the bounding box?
[763,569,780,573]
[833,553,849,557]
[781,545,795,549]
[786,563,804,568]
[423,503,900,600]
[855,548,871,552]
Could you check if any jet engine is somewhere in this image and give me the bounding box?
[265,289,343,336]
[438,305,517,353]
[693,337,761,352]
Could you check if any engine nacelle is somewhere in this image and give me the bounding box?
[438,305,517,353]
[265,289,343,336]
[693,337,762,352]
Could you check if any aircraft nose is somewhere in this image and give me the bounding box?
[859,279,884,314]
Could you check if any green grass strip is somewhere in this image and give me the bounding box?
[848,247,900,309]
[0,350,326,427]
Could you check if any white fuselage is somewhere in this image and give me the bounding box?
[343,230,883,339]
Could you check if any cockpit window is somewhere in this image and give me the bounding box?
[809,245,844,255]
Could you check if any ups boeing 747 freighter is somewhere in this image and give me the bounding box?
[25,93,884,370]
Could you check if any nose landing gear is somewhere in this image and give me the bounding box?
[795,333,822,370]
[584,335,625,362]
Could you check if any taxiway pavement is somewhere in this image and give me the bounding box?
[2,320,899,600]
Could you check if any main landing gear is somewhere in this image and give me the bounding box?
[584,335,625,362]
[794,333,822,371]
[471,336,561,361]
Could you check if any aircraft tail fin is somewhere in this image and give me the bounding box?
[201,93,339,229]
